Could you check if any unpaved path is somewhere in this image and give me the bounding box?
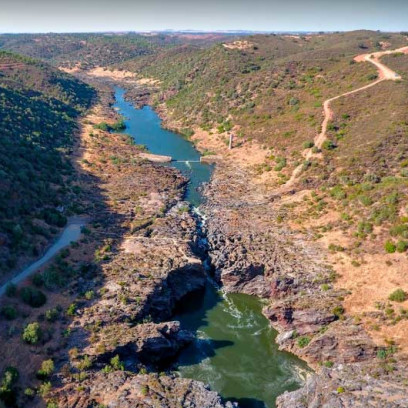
[285,46,408,188]
[0,217,87,297]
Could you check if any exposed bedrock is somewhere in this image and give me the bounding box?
[202,163,408,407]
[54,371,235,408]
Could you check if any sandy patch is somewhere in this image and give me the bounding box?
[87,67,137,80]
[223,40,254,50]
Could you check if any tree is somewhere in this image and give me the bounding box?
[37,359,54,379]
[22,322,42,344]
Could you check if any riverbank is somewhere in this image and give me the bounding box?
[0,82,235,407]
[122,75,408,406]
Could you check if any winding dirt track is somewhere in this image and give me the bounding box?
[285,46,408,188]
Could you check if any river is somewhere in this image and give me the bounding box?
[113,87,309,408]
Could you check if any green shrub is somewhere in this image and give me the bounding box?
[20,287,47,308]
[388,289,407,302]
[297,336,311,348]
[24,387,35,398]
[42,266,67,289]
[357,221,373,236]
[337,386,345,394]
[37,359,54,379]
[396,240,408,253]
[180,128,194,139]
[303,141,314,149]
[359,195,373,206]
[332,306,345,318]
[66,303,77,316]
[110,355,124,371]
[0,366,19,405]
[45,308,59,322]
[322,140,337,150]
[390,224,408,238]
[330,186,346,200]
[38,381,51,397]
[22,322,42,344]
[77,355,92,370]
[384,241,397,253]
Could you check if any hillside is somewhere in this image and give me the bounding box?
[117,30,408,248]
[0,51,95,281]
[0,33,237,70]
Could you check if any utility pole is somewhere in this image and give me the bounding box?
[228,133,233,150]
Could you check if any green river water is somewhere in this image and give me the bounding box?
[114,87,309,408]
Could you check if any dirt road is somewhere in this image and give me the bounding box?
[285,45,408,188]
[0,217,86,297]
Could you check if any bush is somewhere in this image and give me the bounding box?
[38,381,51,397]
[332,306,345,318]
[322,140,337,150]
[37,359,54,379]
[0,367,19,405]
[303,141,314,149]
[297,336,311,348]
[357,221,373,236]
[20,287,47,308]
[45,308,59,322]
[359,195,373,206]
[330,186,346,200]
[396,240,408,253]
[384,241,397,253]
[110,355,124,371]
[1,305,17,321]
[24,387,35,398]
[388,289,407,302]
[22,322,42,344]
[77,355,92,370]
[84,290,95,300]
[42,267,66,289]
[66,303,77,316]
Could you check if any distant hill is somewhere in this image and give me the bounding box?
[0,32,235,69]
[0,51,95,277]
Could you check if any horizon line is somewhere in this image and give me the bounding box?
[0,28,404,35]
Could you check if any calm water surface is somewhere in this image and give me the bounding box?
[113,87,309,408]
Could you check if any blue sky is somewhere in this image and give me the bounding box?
[1,0,407,33]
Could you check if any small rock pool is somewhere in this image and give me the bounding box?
[114,87,309,408]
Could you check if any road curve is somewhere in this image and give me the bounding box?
[284,45,408,188]
[0,217,87,297]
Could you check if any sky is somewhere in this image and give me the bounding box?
[0,0,407,34]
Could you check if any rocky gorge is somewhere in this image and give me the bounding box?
[74,74,408,407]
[3,70,406,408]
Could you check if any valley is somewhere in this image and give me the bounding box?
[1,29,408,408]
